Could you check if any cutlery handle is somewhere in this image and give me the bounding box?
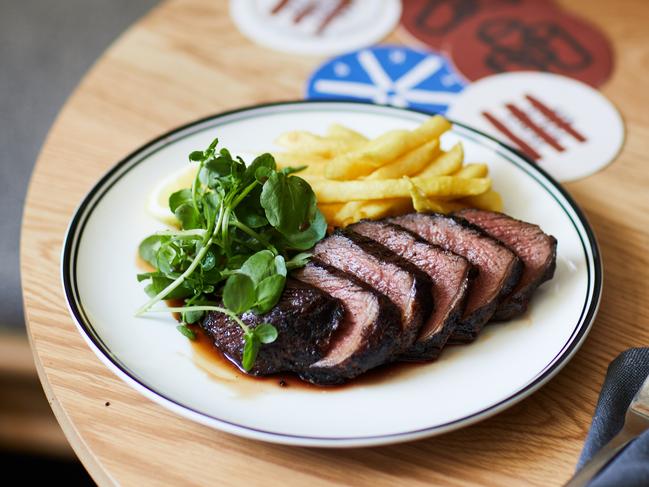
[563,430,635,487]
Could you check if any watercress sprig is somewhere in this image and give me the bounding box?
[136,138,326,370]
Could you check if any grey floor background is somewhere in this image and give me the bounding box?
[0,0,159,332]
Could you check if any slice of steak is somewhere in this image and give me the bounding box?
[313,229,432,353]
[455,209,557,320]
[293,260,401,385]
[200,278,343,376]
[349,220,472,361]
[390,213,522,343]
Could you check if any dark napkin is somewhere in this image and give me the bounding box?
[576,348,649,487]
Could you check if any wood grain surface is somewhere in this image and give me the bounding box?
[20,0,649,485]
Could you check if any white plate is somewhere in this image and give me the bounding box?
[62,101,602,447]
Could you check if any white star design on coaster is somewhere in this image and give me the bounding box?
[312,48,460,109]
[334,62,350,77]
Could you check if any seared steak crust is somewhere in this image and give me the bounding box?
[313,229,433,353]
[293,260,401,385]
[200,278,343,376]
[456,209,557,320]
[390,213,522,343]
[350,220,472,360]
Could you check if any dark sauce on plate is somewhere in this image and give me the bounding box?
[183,311,534,391]
[187,324,323,390]
[186,323,423,391]
[137,251,533,391]
[136,251,335,389]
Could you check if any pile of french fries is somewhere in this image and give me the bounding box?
[273,115,502,228]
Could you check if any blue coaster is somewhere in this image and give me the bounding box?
[306,45,466,114]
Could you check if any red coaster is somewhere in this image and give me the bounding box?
[399,0,553,51]
[443,5,613,87]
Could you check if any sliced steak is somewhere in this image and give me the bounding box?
[293,260,401,385]
[390,213,522,343]
[455,209,557,320]
[313,229,432,353]
[200,278,343,376]
[349,220,472,361]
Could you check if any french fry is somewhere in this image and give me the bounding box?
[273,115,503,227]
[327,124,369,145]
[406,178,464,214]
[367,139,439,180]
[334,139,441,221]
[351,198,413,221]
[417,143,463,178]
[293,173,326,187]
[332,198,413,226]
[274,131,362,157]
[454,163,489,179]
[324,129,408,179]
[325,115,451,180]
[318,203,345,224]
[273,152,329,167]
[460,190,503,212]
[333,200,363,225]
[311,176,491,203]
[294,164,328,177]
[273,152,329,177]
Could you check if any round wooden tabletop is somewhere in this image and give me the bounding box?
[21,0,649,485]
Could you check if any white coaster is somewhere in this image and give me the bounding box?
[230,0,401,56]
[447,72,624,182]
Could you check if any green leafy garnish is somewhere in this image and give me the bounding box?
[176,324,196,340]
[136,138,326,370]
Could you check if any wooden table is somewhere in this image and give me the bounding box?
[20,0,649,485]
